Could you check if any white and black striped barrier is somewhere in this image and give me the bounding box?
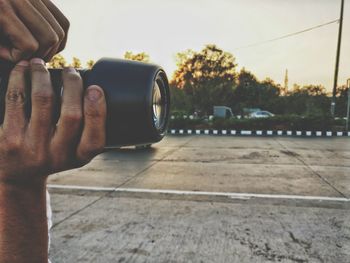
[168,129,350,137]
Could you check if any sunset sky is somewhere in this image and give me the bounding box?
[55,0,350,91]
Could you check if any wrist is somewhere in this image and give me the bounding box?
[0,175,48,263]
[0,172,47,191]
[0,179,47,206]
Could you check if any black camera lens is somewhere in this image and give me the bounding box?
[0,58,171,147]
[84,58,170,147]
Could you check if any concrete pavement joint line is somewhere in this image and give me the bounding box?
[47,185,350,202]
[49,136,195,229]
[49,184,115,191]
[50,194,108,230]
[273,138,348,199]
[159,160,350,168]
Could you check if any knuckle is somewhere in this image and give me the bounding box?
[6,88,25,105]
[62,109,82,123]
[22,41,39,55]
[32,89,54,106]
[43,33,59,47]
[3,136,23,154]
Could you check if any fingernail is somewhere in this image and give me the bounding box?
[31,58,45,65]
[17,60,29,67]
[87,87,102,102]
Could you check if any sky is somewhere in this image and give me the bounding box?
[55,0,350,91]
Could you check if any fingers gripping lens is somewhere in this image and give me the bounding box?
[0,58,171,147]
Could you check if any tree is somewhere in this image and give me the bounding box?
[171,44,237,114]
[47,54,67,68]
[299,85,327,96]
[258,78,282,113]
[286,84,330,116]
[232,69,281,114]
[233,68,259,111]
[86,60,95,69]
[170,84,192,113]
[124,51,150,62]
[336,85,349,117]
[70,57,82,68]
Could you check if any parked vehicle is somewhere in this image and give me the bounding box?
[249,111,275,118]
[213,106,234,119]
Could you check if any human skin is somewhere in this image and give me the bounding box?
[0,58,107,262]
[0,0,70,62]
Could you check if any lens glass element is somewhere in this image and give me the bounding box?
[152,81,165,130]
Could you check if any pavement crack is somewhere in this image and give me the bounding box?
[51,193,109,229]
[288,231,312,250]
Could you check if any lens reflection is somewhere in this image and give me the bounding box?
[152,81,164,130]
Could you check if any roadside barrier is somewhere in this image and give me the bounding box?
[168,129,350,137]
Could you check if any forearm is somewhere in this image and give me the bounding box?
[0,181,48,263]
[0,58,106,262]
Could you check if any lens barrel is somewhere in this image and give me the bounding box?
[0,58,170,147]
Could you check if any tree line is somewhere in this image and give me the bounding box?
[48,45,349,117]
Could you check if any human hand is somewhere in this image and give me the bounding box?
[0,58,106,188]
[0,0,69,63]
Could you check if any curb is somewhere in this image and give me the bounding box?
[168,129,350,137]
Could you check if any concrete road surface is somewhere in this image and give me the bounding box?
[48,136,350,263]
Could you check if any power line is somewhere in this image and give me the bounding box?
[234,19,340,50]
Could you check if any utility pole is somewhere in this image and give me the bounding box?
[346,79,350,131]
[331,0,345,117]
[284,69,289,95]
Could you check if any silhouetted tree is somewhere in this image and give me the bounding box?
[124,51,150,62]
[286,85,330,116]
[70,57,82,68]
[171,44,237,114]
[170,84,192,113]
[86,60,95,69]
[336,85,349,117]
[47,54,67,68]
[233,69,281,114]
